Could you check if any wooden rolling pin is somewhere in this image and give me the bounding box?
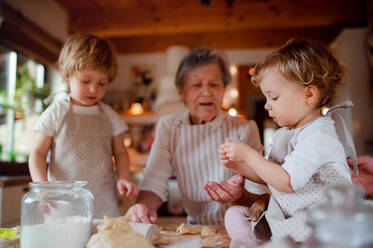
[128,222,160,243]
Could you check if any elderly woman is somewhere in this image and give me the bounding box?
[125,47,267,225]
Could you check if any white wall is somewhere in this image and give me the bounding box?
[333,28,373,154]
[110,53,167,92]
[225,49,275,65]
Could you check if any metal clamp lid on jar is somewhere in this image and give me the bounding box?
[307,184,373,246]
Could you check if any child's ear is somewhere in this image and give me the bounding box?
[304,85,319,105]
[63,74,70,83]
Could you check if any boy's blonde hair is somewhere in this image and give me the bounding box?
[58,34,118,82]
[252,40,344,107]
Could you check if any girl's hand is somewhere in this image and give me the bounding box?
[117,179,138,199]
[249,193,270,222]
[221,140,252,163]
[36,190,58,214]
[219,146,238,169]
[39,200,58,214]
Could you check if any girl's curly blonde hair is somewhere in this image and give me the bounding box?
[58,33,118,82]
[252,40,344,107]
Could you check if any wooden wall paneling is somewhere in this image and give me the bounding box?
[110,27,341,54]
[0,2,62,66]
[237,64,262,116]
[63,0,366,38]
[237,65,249,115]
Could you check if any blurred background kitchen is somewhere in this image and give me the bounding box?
[0,0,372,227]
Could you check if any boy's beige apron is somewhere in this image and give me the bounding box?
[47,98,119,218]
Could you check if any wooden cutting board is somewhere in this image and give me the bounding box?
[154,224,230,248]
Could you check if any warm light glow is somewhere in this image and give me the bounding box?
[248,67,255,76]
[229,88,239,98]
[14,111,21,119]
[222,102,230,109]
[228,108,238,116]
[124,136,132,147]
[230,65,237,75]
[322,107,329,115]
[129,103,144,115]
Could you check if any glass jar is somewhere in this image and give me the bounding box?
[303,184,373,248]
[20,181,94,248]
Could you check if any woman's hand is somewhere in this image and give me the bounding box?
[203,175,244,203]
[124,203,158,224]
[348,155,373,195]
[117,179,138,199]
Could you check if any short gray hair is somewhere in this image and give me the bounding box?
[175,47,231,90]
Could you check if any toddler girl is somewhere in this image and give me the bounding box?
[220,40,353,246]
[29,34,137,218]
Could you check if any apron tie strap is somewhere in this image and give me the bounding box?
[324,100,358,175]
[43,90,68,105]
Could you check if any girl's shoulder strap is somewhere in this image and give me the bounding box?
[324,100,354,114]
[325,100,358,175]
[43,90,69,105]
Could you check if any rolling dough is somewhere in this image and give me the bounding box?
[201,226,215,236]
[86,216,153,248]
[176,223,216,236]
[176,223,203,234]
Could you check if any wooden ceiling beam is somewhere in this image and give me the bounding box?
[109,27,342,54]
[0,1,63,65]
[66,0,365,38]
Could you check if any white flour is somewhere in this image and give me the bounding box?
[21,215,92,248]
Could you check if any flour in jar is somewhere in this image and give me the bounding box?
[21,215,92,248]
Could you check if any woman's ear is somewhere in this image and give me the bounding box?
[178,88,186,102]
[304,85,319,105]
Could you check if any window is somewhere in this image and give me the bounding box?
[0,45,47,162]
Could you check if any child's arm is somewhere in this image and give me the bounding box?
[29,132,52,182]
[223,141,292,192]
[245,151,292,192]
[112,133,138,198]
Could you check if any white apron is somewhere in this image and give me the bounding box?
[169,112,236,225]
[47,98,119,218]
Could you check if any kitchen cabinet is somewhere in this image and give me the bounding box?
[0,176,31,227]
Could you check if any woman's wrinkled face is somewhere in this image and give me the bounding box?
[179,63,225,124]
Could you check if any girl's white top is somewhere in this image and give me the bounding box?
[263,116,351,242]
